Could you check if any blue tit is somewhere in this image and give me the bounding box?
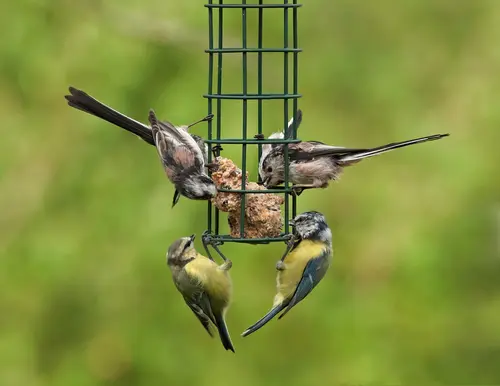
[241,211,333,337]
[167,235,235,352]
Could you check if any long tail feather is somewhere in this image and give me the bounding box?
[241,305,284,338]
[214,314,235,353]
[65,87,155,145]
[339,133,449,163]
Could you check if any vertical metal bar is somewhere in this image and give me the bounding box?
[207,0,214,234]
[240,0,248,238]
[257,0,264,183]
[292,0,298,219]
[215,0,224,235]
[283,0,290,235]
[203,1,301,243]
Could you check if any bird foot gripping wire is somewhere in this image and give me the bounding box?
[275,233,296,271]
[202,231,232,271]
[206,145,224,173]
[212,145,223,158]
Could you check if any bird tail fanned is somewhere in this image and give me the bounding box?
[339,133,449,163]
[65,87,155,145]
[241,305,284,338]
[214,314,235,353]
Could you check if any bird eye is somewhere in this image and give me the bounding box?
[182,241,192,252]
[267,166,273,173]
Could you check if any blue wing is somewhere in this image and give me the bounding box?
[278,249,330,319]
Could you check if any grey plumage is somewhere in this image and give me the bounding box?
[259,117,450,189]
[258,109,303,180]
[148,110,216,201]
[65,87,213,206]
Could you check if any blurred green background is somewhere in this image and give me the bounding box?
[1,0,500,385]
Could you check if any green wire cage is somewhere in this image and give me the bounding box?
[202,0,302,250]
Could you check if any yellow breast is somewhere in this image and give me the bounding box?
[274,240,326,305]
[184,254,232,301]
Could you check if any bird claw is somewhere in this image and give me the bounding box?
[219,260,233,271]
[276,260,286,271]
[291,187,303,197]
[206,162,219,173]
[212,145,223,158]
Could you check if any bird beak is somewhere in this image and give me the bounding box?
[190,234,196,242]
[289,219,295,227]
[262,177,270,187]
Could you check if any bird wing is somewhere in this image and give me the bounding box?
[183,288,220,338]
[290,134,449,162]
[183,295,215,337]
[278,249,331,319]
[174,269,217,337]
[289,142,368,161]
[149,110,205,172]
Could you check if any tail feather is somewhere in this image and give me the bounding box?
[214,314,235,353]
[65,87,155,145]
[241,305,284,338]
[285,109,302,139]
[339,133,449,163]
[172,190,182,208]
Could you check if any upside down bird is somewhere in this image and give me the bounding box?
[148,110,217,203]
[259,109,449,190]
[64,86,213,207]
[242,211,333,337]
[167,235,235,352]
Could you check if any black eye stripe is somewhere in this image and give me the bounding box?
[181,241,192,253]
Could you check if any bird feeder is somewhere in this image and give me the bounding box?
[201,0,302,257]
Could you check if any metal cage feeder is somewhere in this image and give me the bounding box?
[201,0,302,257]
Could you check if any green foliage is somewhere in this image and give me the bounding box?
[1,1,500,385]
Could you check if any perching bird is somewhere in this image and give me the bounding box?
[148,109,217,203]
[64,86,212,206]
[167,235,235,352]
[241,211,333,337]
[259,119,449,190]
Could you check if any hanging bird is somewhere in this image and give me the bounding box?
[259,113,449,190]
[167,235,235,352]
[241,211,333,337]
[64,87,213,206]
[148,110,216,203]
